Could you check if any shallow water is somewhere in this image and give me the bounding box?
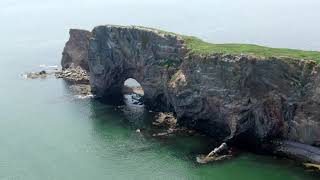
[0,0,320,179]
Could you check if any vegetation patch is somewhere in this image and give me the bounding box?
[132,25,320,63]
[159,58,178,68]
[182,36,320,63]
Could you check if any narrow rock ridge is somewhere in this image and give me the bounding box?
[62,25,320,162]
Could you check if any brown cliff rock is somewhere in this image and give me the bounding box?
[61,29,91,71]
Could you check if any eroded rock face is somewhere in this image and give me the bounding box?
[88,25,185,109]
[84,25,320,147]
[61,29,91,71]
[169,54,320,145]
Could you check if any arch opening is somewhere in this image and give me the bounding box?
[122,78,144,106]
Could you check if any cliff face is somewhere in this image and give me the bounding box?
[88,26,186,109]
[169,54,320,145]
[61,29,91,71]
[65,25,320,147]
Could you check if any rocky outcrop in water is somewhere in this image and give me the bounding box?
[26,70,49,79]
[61,25,320,163]
[86,25,320,148]
[25,29,92,97]
[55,66,89,84]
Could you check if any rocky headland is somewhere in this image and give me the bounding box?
[60,25,320,165]
[25,29,92,96]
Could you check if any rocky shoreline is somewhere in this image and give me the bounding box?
[26,66,91,96]
[55,66,90,84]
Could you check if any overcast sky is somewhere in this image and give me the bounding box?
[0,0,319,52]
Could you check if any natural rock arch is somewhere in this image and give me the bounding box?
[88,25,185,110]
[122,78,144,101]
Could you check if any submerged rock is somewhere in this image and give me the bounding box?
[151,127,195,137]
[197,143,233,164]
[26,70,48,79]
[196,154,233,164]
[69,84,92,96]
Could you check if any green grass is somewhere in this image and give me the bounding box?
[182,36,320,62]
[159,58,178,68]
[131,25,320,62]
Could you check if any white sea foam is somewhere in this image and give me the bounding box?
[74,94,94,99]
[39,64,59,68]
[21,73,28,79]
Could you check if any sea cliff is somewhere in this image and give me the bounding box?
[62,25,320,163]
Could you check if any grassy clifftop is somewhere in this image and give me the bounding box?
[182,36,320,62]
[119,25,320,62]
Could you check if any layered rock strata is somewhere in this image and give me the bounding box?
[62,25,320,161]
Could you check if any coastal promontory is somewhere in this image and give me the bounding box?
[62,25,320,163]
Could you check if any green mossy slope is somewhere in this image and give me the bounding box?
[182,36,320,62]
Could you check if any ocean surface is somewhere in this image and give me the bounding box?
[0,0,320,179]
